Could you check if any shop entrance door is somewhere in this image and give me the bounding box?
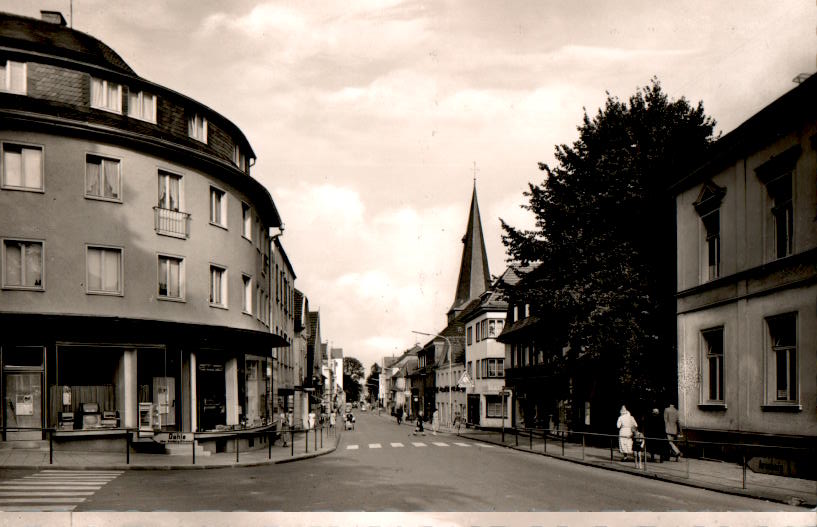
[467,394,480,426]
[4,372,43,440]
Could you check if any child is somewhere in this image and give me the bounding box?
[632,430,646,469]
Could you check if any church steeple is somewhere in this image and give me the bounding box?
[447,182,491,322]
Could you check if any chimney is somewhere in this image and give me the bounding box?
[40,11,67,26]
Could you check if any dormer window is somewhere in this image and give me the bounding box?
[0,60,26,94]
[128,89,156,123]
[188,113,207,143]
[91,77,122,113]
[233,145,246,171]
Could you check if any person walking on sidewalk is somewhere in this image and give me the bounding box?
[279,410,289,447]
[431,408,440,435]
[664,403,682,460]
[396,406,403,425]
[616,405,638,462]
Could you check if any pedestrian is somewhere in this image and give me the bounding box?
[308,410,316,430]
[632,429,646,469]
[279,410,288,447]
[664,402,682,460]
[414,412,425,435]
[616,405,637,462]
[396,406,403,425]
[329,411,336,428]
[646,408,665,462]
[432,408,439,435]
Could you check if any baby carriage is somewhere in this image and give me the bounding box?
[344,412,355,430]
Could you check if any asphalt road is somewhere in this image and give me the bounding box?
[0,412,805,512]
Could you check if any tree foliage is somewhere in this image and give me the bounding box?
[366,363,381,404]
[501,79,717,410]
[343,357,365,402]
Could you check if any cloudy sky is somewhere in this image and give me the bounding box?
[3,1,813,372]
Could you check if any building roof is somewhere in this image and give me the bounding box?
[307,311,320,347]
[0,11,134,75]
[448,183,491,317]
[671,73,817,194]
[273,238,296,278]
[294,289,305,332]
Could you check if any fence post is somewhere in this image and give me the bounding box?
[49,429,53,465]
[320,426,323,449]
[125,430,130,465]
[314,426,317,450]
[515,428,518,447]
[305,428,309,453]
[268,430,272,460]
[544,430,547,453]
[291,430,294,457]
[235,434,239,463]
[192,435,196,465]
[530,429,532,450]
[561,430,565,456]
[581,433,585,461]
[742,453,747,490]
[610,437,614,462]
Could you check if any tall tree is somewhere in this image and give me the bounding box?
[366,363,381,405]
[501,79,716,419]
[343,357,365,402]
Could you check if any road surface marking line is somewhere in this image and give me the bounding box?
[40,470,123,474]
[368,443,382,449]
[0,492,95,497]
[411,442,427,447]
[432,442,449,447]
[346,445,359,450]
[453,442,471,447]
[0,498,86,503]
[0,486,102,491]
[12,482,104,487]
[474,443,493,447]
[390,443,404,448]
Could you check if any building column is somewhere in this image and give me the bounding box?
[117,349,137,429]
[189,352,197,432]
[225,357,239,425]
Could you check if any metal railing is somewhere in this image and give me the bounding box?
[153,206,190,238]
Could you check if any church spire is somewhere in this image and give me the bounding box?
[447,181,491,322]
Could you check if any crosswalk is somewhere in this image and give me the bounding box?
[346,441,492,450]
[0,470,123,511]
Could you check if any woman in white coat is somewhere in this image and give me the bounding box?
[616,405,638,461]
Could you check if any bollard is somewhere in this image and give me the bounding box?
[742,454,747,490]
[610,437,614,462]
[515,428,518,447]
[291,430,294,457]
[561,430,565,456]
[529,430,532,450]
[314,426,317,451]
[320,426,323,449]
[235,434,239,463]
[49,430,53,465]
[126,431,130,465]
[192,435,196,465]
[268,431,272,460]
[305,428,309,453]
[543,430,547,454]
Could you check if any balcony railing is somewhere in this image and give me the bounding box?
[154,207,191,238]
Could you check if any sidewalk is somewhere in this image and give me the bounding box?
[455,425,815,508]
[0,428,341,471]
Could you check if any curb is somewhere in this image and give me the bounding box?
[0,432,342,471]
[458,433,814,508]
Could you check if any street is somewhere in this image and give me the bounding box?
[0,412,804,512]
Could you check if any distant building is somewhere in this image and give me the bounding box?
[673,74,816,457]
[271,238,296,417]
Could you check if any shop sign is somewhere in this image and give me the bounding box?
[16,394,34,416]
[198,363,224,372]
[154,432,194,443]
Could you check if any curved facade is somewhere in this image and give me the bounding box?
[0,11,282,448]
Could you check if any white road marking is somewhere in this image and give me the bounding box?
[0,506,77,512]
[0,486,102,491]
[0,469,122,511]
[432,442,449,447]
[453,442,471,447]
[412,442,427,447]
[390,442,404,448]
[0,492,95,497]
[368,443,382,449]
[474,443,494,448]
[346,445,359,450]
[0,497,86,503]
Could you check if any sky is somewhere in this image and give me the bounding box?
[3,1,814,373]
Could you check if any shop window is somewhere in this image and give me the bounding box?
[91,77,122,113]
[86,246,122,295]
[701,327,724,403]
[196,353,226,431]
[767,313,797,404]
[158,255,184,300]
[137,348,180,430]
[2,239,43,290]
[245,356,272,427]
[0,60,26,94]
[127,89,156,123]
[51,345,120,429]
[86,154,121,201]
[2,142,43,191]
[209,265,227,307]
[485,395,507,418]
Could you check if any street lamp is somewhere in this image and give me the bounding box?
[412,330,452,428]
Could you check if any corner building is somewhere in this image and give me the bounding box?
[0,12,284,451]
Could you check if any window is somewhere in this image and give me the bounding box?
[210,187,227,227]
[91,77,122,113]
[87,246,122,295]
[86,154,121,200]
[701,327,724,403]
[486,358,504,378]
[233,145,245,171]
[158,255,183,300]
[243,275,253,314]
[158,171,181,211]
[487,319,502,338]
[2,142,43,191]
[209,265,227,307]
[242,203,252,240]
[767,174,793,259]
[2,239,43,289]
[188,113,207,143]
[467,361,472,378]
[485,395,507,418]
[767,314,797,403]
[127,89,156,122]
[466,326,472,346]
[0,60,26,94]
[475,321,481,342]
[702,210,720,280]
